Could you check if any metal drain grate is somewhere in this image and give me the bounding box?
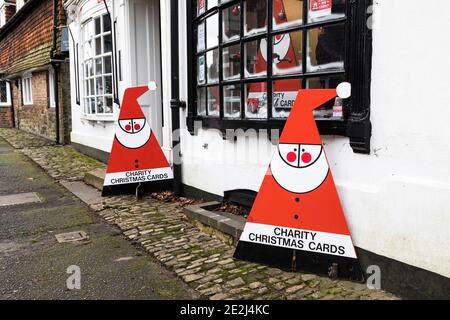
[55,231,89,243]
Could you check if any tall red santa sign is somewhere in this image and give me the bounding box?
[102,83,173,196]
[234,83,364,282]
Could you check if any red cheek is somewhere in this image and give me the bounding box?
[134,124,141,131]
[286,152,297,163]
[125,124,132,132]
[301,152,312,164]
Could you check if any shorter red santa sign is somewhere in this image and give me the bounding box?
[234,83,364,282]
[102,83,173,196]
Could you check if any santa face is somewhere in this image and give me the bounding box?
[270,143,329,194]
[260,31,291,64]
[116,117,151,149]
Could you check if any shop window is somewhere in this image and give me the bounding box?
[0,80,11,106]
[22,75,33,105]
[187,0,374,154]
[81,14,113,116]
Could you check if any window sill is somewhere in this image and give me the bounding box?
[81,114,115,123]
[187,116,348,142]
[0,104,12,108]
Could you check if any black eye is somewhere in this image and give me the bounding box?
[302,149,305,152]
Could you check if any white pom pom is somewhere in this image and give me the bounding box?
[148,81,157,91]
[337,82,351,99]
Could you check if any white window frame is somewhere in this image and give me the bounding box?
[16,0,25,11]
[22,75,33,105]
[0,80,11,106]
[80,12,114,121]
[0,5,5,28]
[48,69,56,108]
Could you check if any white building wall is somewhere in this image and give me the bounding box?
[68,0,119,153]
[174,0,450,278]
[68,0,167,156]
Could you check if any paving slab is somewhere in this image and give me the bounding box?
[0,192,41,207]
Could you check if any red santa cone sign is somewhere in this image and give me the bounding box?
[102,83,173,196]
[234,83,364,282]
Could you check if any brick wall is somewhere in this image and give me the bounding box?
[0,107,13,127]
[12,70,57,140]
[0,0,66,74]
[0,0,71,143]
[4,1,16,23]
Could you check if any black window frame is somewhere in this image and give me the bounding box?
[186,0,373,154]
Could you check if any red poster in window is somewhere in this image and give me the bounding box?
[310,0,332,18]
[198,0,206,15]
[234,84,364,282]
[102,83,173,196]
[247,0,302,117]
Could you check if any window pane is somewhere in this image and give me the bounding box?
[105,96,113,113]
[95,58,102,75]
[96,77,103,95]
[244,0,267,36]
[307,75,345,120]
[197,0,206,16]
[0,82,7,103]
[95,37,102,55]
[207,86,220,117]
[206,14,219,49]
[197,22,206,52]
[272,78,302,118]
[197,87,207,116]
[103,15,111,32]
[84,40,93,59]
[207,49,219,83]
[197,55,206,84]
[273,0,303,30]
[223,44,241,80]
[224,84,241,118]
[104,76,112,94]
[222,4,241,43]
[308,0,346,23]
[97,97,104,113]
[104,56,112,73]
[90,78,95,95]
[245,82,267,119]
[103,34,113,53]
[245,39,266,78]
[208,0,218,9]
[307,24,344,72]
[273,30,302,75]
[84,98,89,114]
[84,80,89,96]
[90,98,96,113]
[95,17,101,35]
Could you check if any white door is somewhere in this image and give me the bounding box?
[127,0,163,143]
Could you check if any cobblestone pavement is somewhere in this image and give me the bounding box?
[0,128,398,300]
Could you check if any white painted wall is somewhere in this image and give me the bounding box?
[68,0,166,155]
[174,0,450,278]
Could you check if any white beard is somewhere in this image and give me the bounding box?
[270,149,329,194]
[115,122,151,149]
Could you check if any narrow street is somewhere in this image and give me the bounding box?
[0,138,197,300]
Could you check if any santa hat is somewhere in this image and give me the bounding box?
[118,82,158,120]
[280,83,351,145]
